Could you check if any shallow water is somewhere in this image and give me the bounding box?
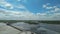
[11,22,60,34]
[0,22,60,34]
[0,23,34,34]
[11,22,39,31]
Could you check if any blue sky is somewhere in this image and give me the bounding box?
[0,0,60,20]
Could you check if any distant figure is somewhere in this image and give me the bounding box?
[6,22,10,25]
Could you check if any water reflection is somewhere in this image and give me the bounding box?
[10,22,60,34]
[11,22,40,31]
[0,22,60,34]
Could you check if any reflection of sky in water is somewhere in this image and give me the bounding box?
[0,23,60,34]
[11,22,60,34]
[11,22,39,31]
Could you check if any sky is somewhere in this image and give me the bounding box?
[0,0,60,20]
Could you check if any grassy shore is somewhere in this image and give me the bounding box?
[0,20,60,24]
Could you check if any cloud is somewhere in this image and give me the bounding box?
[0,9,37,20]
[43,5,47,8]
[0,0,14,9]
[0,8,50,20]
[0,7,60,20]
[4,3,14,9]
[43,3,57,9]
[54,7,60,12]
[0,1,60,20]
[15,5,25,9]
[42,3,60,20]
[0,0,27,11]
[43,3,60,13]
[48,7,60,13]
[43,5,53,9]
[0,0,38,20]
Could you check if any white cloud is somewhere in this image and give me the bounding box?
[37,13,47,16]
[43,5,53,9]
[0,0,28,10]
[46,7,53,9]
[43,3,60,12]
[0,1,60,20]
[15,5,25,9]
[0,8,51,20]
[47,7,60,13]
[0,0,14,9]
[0,9,38,20]
[43,3,57,9]
[4,3,14,9]
[42,3,60,20]
[0,7,60,20]
[54,8,60,12]
[43,5,47,8]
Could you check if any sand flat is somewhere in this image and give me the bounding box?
[0,23,21,34]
